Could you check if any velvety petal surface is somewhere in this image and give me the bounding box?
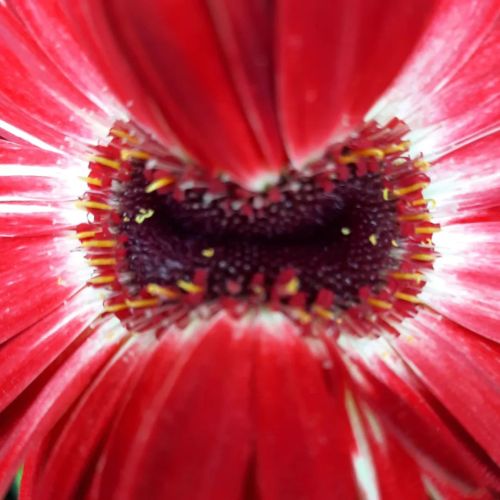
[56,0,436,187]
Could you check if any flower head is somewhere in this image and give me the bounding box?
[0,1,499,499]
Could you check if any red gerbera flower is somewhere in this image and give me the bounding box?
[0,1,499,499]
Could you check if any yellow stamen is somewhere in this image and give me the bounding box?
[295,309,312,324]
[382,188,390,201]
[393,182,429,197]
[415,159,431,170]
[367,298,393,310]
[76,230,98,239]
[76,200,113,211]
[104,303,128,313]
[177,280,204,294]
[394,292,422,304]
[411,198,437,208]
[369,234,378,246]
[79,176,103,187]
[383,141,410,154]
[146,284,180,299]
[341,227,351,236]
[391,272,425,282]
[88,275,116,285]
[202,248,215,258]
[82,239,117,248]
[120,149,151,161]
[88,155,121,170]
[145,177,175,193]
[312,305,335,321]
[339,147,385,164]
[415,226,441,235]
[399,213,432,222]
[410,253,436,262]
[88,257,117,266]
[126,298,160,309]
[110,128,140,144]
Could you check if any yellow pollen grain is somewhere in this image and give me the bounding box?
[145,177,175,193]
[367,297,393,310]
[126,298,160,309]
[312,305,335,321]
[82,239,117,248]
[79,176,103,187]
[399,213,432,222]
[412,198,437,208]
[146,283,180,299]
[410,253,436,262]
[110,128,140,144]
[76,200,112,211]
[383,141,410,154]
[88,257,117,266]
[88,155,121,170]
[391,272,425,282]
[120,149,151,161]
[393,182,429,197]
[88,275,116,285]
[369,234,378,246]
[341,227,351,236]
[202,248,215,258]
[283,277,300,295]
[177,280,204,294]
[394,292,422,304]
[415,226,441,235]
[134,209,155,224]
[391,239,399,247]
[382,188,390,201]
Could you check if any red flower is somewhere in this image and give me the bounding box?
[0,1,499,499]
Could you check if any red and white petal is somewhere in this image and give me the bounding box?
[371,0,499,159]
[0,235,91,342]
[349,336,500,491]
[26,336,150,500]
[0,318,128,497]
[393,311,500,466]
[0,287,101,412]
[422,221,500,342]
[426,133,500,225]
[0,7,122,152]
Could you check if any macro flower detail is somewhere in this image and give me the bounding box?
[0,1,499,500]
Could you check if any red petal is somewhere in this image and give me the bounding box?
[254,325,357,500]
[276,0,436,163]
[0,235,89,343]
[374,0,499,158]
[30,338,148,500]
[0,288,100,412]
[0,7,115,150]
[394,311,500,466]
[352,343,500,491]
[94,314,253,500]
[0,320,126,496]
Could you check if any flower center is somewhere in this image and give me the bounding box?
[78,120,438,334]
